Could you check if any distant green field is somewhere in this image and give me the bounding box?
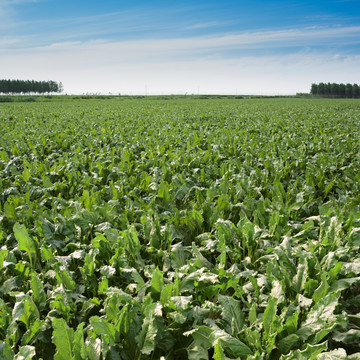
[0,98,359,359]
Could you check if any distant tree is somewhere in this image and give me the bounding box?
[310,83,318,95]
[0,79,63,94]
[330,83,339,97]
[318,82,326,96]
[353,83,360,98]
[338,83,345,97]
[310,82,360,98]
[345,83,353,98]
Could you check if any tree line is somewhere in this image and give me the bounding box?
[0,79,63,94]
[311,82,360,98]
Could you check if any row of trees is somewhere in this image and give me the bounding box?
[0,79,63,94]
[311,82,360,98]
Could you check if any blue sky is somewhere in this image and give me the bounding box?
[1,0,360,94]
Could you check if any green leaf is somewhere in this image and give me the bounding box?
[317,348,347,359]
[73,323,86,360]
[30,273,46,311]
[348,353,360,360]
[291,257,308,293]
[329,277,360,293]
[263,297,278,337]
[187,341,209,360]
[14,346,36,360]
[22,168,31,183]
[332,329,360,344]
[12,294,39,330]
[324,181,334,197]
[158,181,170,201]
[297,293,339,341]
[160,284,173,306]
[0,342,14,360]
[280,341,328,359]
[219,334,253,357]
[21,319,45,346]
[13,223,36,267]
[184,326,213,349]
[218,295,244,335]
[192,243,214,269]
[312,273,329,303]
[213,340,227,360]
[52,318,74,360]
[135,304,160,355]
[278,334,299,354]
[90,316,116,345]
[54,264,76,291]
[85,337,101,360]
[170,296,192,311]
[151,267,164,298]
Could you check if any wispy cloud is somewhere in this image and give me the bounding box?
[1,42,359,95]
[1,23,359,94]
[3,24,360,52]
[185,21,222,30]
[30,25,360,61]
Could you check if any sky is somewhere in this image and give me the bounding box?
[1,0,360,95]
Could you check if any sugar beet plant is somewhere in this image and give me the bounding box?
[0,98,360,359]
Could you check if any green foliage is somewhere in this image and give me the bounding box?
[0,98,360,358]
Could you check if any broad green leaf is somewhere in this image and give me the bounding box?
[54,264,76,291]
[218,295,244,335]
[348,353,360,360]
[135,304,160,355]
[14,345,35,360]
[323,181,334,197]
[205,320,253,357]
[278,334,299,355]
[332,329,360,344]
[0,342,14,360]
[90,316,116,345]
[213,340,227,360]
[158,181,170,201]
[263,297,278,337]
[22,168,31,183]
[170,296,192,311]
[151,267,164,298]
[297,293,339,341]
[184,326,213,349]
[192,243,214,269]
[219,334,253,357]
[12,294,39,330]
[52,318,74,360]
[317,348,347,359]
[85,337,101,360]
[283,308,300,335]
[13,223,36,267]
[291,257,308,293]
[280,341,327,359]
[329,277,360,293]
[312,273,329,303]
[30,274,46,311]
[21,319,45,346]
[160,284,173,306]
[187,341,209,360]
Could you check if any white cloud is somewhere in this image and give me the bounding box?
[185,22,222,30]
[1,25,359,94]
[1,37,359,95]
[24,25,360,54]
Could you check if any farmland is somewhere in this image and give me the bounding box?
[0,97,360,359]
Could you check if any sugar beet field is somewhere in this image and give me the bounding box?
[0,98,360,360]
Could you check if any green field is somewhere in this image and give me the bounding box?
[0,98,360,359]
